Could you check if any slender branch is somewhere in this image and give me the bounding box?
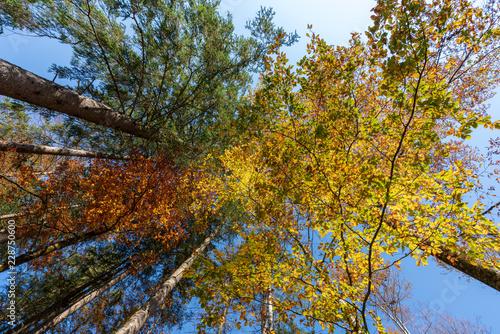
[482,200,500,215]
[83,1,126,114]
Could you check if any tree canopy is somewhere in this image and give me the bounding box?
[1,0,500,333]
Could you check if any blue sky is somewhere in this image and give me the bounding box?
[220,1,500,332]
[1,0,499,332]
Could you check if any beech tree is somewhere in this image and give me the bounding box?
[192,0,500,332]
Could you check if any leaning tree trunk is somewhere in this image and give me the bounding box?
[378,307,411,334]
[115,226,221,334]
[0,141,129,159]
[0,213,24,220]
[384,220,500,292]
[433,246,500,292]
[0,228,106,272]
[7,262,128,334]
[0,59,160,142]
[28,271,130,334]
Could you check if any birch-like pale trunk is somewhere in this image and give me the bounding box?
[216,300,231,334]
[0,213,23,220]
[0,58,159,142]
[260,288,274,334]
[267,289,274,334]
[381,307,412,334]
[115,226,221,334]
[0,141,129,159]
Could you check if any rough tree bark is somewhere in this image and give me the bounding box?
[115,226,221,334]
[0,141,130,159]
[434,248,500,292]
[0,58,160,142]
[385,220,500,292]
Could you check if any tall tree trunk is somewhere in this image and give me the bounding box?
[115,226,221,334]
[384,220,500,292]
[433,247,500,292]
[8,262,128,334]
[0,229,105,272]
[216,299,231,334]
[261,288,274,334]
[260,292,267,334]
[0,141,129,159]
[382,309,412,334]
[27,271,130,334]
[0,213,23,220]
[267,289,274,334]
[0,58,159,142]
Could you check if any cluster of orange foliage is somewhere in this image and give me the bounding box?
[1,149,196,268]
